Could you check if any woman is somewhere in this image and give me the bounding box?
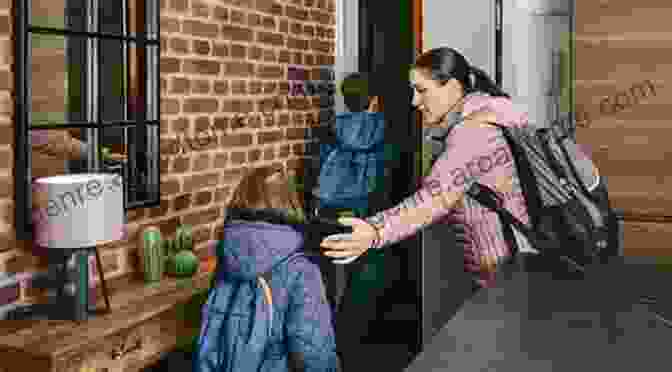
[321,47,539,288]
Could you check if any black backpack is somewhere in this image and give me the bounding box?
[465,122,619,275]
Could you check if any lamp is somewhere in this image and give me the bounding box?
[9,174,125,321]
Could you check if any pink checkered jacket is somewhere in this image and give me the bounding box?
[366,94,563,287]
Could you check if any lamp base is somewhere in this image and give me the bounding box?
[6,246,112,322]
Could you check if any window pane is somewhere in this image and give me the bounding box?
[127,41,142,122]
[113,124,159,206]
[30,34,88,126]
[30,128,87,181]
[30,0,88,32]
[100,0,124,35]
[100,38,127,123]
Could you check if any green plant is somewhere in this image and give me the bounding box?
[167,250,200,277]
[175,224,194,252]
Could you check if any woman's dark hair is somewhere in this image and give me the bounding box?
[414,48,509,98]
[340,72,372,112]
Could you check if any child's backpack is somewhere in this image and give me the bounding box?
[464,120,618,274]
[193,264,283,372]
[316,112,386,212]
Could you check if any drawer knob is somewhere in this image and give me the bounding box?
[111,338,144,360]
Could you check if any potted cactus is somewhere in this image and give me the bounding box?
[165,225,199,278]
[138,226,165,282]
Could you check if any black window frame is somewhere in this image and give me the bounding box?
[14,0,162,240]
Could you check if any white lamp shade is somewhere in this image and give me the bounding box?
[32,173,125,249]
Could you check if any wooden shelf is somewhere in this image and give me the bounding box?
[0,267,213,372]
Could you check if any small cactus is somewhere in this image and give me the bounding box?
[175,224,194,252]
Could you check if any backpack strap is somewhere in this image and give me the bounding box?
[258,271,274,338]
[467,182,585,273]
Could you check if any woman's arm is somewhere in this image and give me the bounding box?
[365,122,515,249]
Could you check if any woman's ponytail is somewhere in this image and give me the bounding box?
[414,48,510,98]
[468,66,509,98]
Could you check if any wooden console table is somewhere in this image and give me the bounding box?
[0,267,213,372]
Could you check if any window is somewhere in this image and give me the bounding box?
[15,0,161,238]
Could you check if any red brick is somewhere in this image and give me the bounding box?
[193,40,211,55]
[161,177,181,195]
[162,99,180,115]
[279,50,291,63]
[263,49,276,62]
[193,154,211,171]
[224,61,255,77]
[214,6,229,21]
[213,42,229,57]
[214,152,228,168]
[169,38,189,53]
[184,98,218,113]
[279,144,291,158]
[192,79,211,94]
[183,172,220,192]
[305,54,315,66]
[161,18,180,33]
[311,39,331,53]
[262,17,276,30]
[279,19,289,33]
[249,46,263,60]
[288,37,308,50]
[183,20,219,38]
[230,9,246,24]
[214,187,231,202]
[148,198,171,218]
[191,0,211,18]
[214,80,229,94]
[171,0,188,11]
[230,44,247,59]
[257,65,284,79]
[221,25,254,42]
[183,59,221,75]
[194,190,213,206]
[290,22,303,35]
[256,0,283,15]
[0,16,9,35]
[258,130,284,144]
[173,156,190,173]
[0,70,11,90]
[230,151,247,164]
[286,6,308,20]
[182,207,220,227]
[170,77,190,94]
[264,148,275,161]
[231,80,247,94]
[173,193,192,211]
[286,127,308,141]
[220,133,253,147]
[248,13,262,27]
[257,31,284,46]
[172,117,189,132]
[310,10,330,24]
[303,24,315,37]
[161,57,181,73]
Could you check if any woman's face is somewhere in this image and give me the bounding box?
[410,68,463,126]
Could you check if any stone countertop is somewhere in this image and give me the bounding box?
[406,256,672,372]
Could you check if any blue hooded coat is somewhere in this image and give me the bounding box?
[194,210,339,372]
[317,111,386,213]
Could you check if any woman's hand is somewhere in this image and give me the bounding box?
[320,217,379,264]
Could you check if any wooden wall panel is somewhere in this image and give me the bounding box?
[576,0,672,256]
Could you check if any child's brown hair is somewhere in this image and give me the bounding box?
[228,165,305,219]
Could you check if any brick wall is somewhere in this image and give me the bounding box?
[0,0,336,312]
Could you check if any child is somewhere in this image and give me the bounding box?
[194,165,339,372]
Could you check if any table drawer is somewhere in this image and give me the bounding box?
[56,307,196,372]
